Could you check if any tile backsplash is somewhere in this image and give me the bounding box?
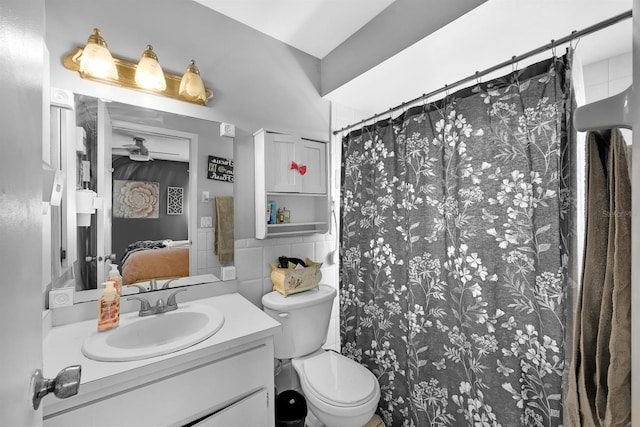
[234,233,340,352]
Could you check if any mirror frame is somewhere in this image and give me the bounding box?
[47,88,235,311]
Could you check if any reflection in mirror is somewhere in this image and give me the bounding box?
[68,94,232,295]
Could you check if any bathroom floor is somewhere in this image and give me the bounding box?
[304,413,384,427]
[362,414,385,427]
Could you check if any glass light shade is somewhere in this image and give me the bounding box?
[179,60,206,102]
[135,45,166,91]
[79,28,118,79]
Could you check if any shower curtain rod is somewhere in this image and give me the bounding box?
[333,9,632,136]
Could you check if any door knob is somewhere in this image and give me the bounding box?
[31,365,81,410]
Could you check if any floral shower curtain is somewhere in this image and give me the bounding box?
[340,55,577,426]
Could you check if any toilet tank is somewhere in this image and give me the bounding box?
[262,284,337,359]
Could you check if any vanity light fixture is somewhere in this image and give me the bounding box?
[135,45,166,91]
[64,28,213,106]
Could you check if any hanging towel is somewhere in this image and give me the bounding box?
[214,196,234,265]
[566,129,631,427]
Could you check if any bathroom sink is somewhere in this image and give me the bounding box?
[82,304,225,362]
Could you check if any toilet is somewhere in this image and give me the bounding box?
[262,285,380,427]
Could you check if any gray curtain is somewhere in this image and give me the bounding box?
[340,55,576,426]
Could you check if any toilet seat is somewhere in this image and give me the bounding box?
[299,351,377,408]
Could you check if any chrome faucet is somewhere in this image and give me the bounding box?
[128,288,187,317]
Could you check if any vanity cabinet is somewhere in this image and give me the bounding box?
[44,340,273,427]
[43,293,280,427]
[254,129,329,239]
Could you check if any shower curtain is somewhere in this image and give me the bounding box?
[340,55,577,426]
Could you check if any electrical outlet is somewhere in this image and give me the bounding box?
[49,288,74,308]
[221,266,236,280]
[200,216,212,228]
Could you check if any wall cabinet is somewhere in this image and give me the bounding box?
[254,129,329,239]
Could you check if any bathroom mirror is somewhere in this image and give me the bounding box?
[57,93,233,297]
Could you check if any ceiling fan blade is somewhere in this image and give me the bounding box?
[149,151,179,155]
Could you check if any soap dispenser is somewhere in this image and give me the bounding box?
[98,281,120,332]
[107,263,123,295]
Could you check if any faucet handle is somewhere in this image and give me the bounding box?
[131,284,148,293]
[127,296,152,316]
[161,278,178,289]
[167,288,187,308]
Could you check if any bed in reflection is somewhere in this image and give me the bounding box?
[121,239,190,285]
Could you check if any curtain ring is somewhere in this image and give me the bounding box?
[511,56,519,73]
[475,71,482,86]
[569,30,581,52]
[550,39,557,59]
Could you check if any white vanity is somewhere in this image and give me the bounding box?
[42,292,281,427]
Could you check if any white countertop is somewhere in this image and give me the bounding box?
[43,293,281,415]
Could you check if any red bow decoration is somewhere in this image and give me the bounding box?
[290,161,307,176]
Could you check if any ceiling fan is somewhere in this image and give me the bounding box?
[121,136,178,162]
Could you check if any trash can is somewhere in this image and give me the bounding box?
[275,390,307,427]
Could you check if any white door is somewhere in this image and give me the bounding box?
[0,0,45,425]
[299,139,327,194]
[96,100,113,286]
[266,133,301,192]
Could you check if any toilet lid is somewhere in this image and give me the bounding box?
[302,351,377,407]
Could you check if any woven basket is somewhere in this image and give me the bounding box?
[270,258,322,297]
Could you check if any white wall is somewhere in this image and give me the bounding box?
[583,52,633,144]
[45,0,331,240]
[45,1,341,348]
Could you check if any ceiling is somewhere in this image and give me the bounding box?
[111,130,189,162]
[193,0,396,59]
[195,0,632,116]
[108,103,190,162]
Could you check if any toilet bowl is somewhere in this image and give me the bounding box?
[262,285,380,427]
[291,350,380,427]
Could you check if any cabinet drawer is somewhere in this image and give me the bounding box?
[192,388,268,427]
[45,344,272,427]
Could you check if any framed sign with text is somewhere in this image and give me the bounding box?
[207,156,234,183]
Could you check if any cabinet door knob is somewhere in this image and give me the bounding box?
[31,365,82,409]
